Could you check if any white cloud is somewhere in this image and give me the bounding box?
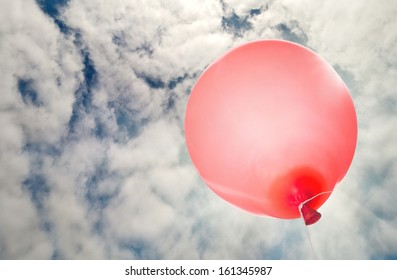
[0,0,79,144]
[0,0,80,259]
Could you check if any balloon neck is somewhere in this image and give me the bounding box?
[289,191,310,206]
[300,203,321,226]
[288,188,329,226]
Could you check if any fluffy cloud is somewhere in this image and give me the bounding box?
[0,0,80,259]
[0,0,396,260]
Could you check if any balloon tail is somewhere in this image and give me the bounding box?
[298,190,332,226]
[298,204,321,259]
[298,191,332,259]
[300,204,321,225]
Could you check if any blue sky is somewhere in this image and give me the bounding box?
[0,0,397,259]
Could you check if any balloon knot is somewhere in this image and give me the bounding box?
[300,203,321,226]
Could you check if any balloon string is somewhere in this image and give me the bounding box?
[298,191,332,260]
[303,222,319,259]
[298,191,332,212]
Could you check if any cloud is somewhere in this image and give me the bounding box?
[0,0,80,259]
[1,0,396,260]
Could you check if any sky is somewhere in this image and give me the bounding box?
[0,0,396,260]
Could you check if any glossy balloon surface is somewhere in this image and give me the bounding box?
[185,40,357,219]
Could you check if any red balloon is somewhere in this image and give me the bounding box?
[185,40,357,223]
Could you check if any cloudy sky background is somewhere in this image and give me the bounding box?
[1,0,396,259]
